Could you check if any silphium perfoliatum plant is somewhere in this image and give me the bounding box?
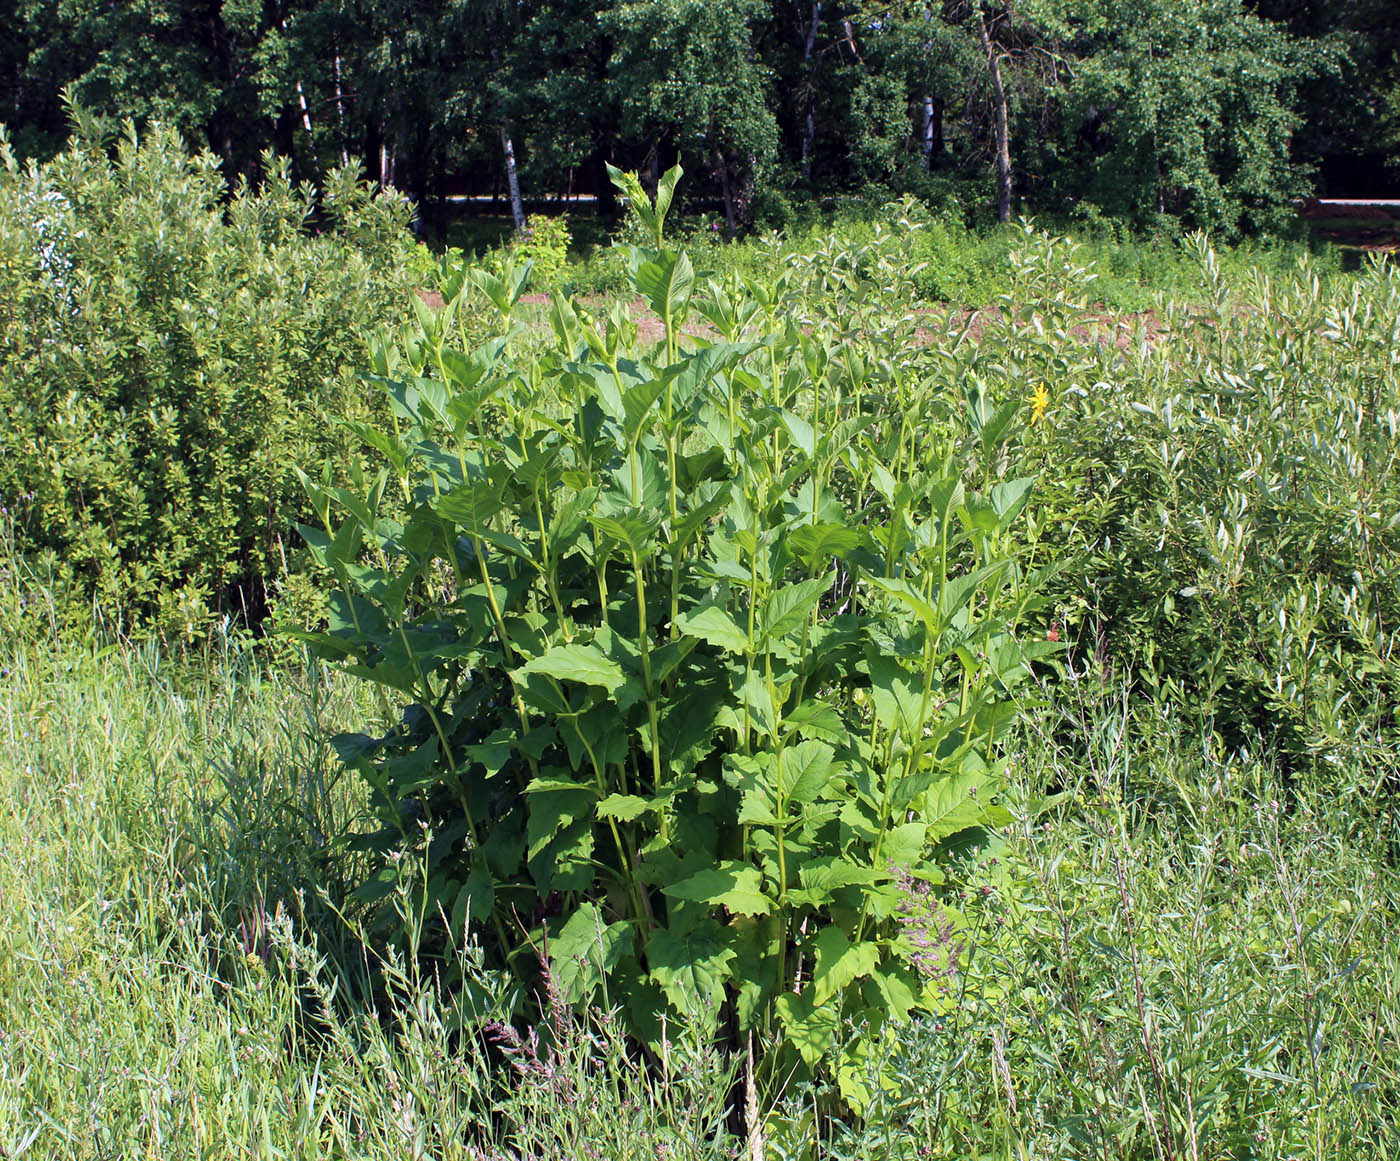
[293,166,1057,1092]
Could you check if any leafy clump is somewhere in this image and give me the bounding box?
[299,168,1052,1090]
[0,120,416,636]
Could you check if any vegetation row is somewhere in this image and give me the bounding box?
[0,125,1397,1157]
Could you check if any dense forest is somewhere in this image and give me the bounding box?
[3,0,1397,237]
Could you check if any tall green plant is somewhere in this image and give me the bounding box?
[297,170,1049,1091]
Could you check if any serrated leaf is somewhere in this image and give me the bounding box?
[781,739,836,805]
[453,858,494,931]
[760,576,830,645]
[781,699,847,743]
[515,643,626,695]
[780,408,816,458]
[990,477,1035,524]
[646,922,736,1019]
[812,927,880,1004]
[880,821,927,869]
[921,770,994,842]
[525,779,596,860]
[591,510,663,557]
[789,522,862,568]
[551,903,635,1003]
[635,249,694,323]
[865,573,940,635]
[867,654,923,736]
[433,481,504,532]
[676,604,749,653]
[596,794,654,822]
[775,988,841,1068]
[663,862,771,916]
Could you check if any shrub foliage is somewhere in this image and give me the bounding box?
[0,121,415,634]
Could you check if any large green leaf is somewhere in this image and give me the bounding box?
[514,643,626,696]
[781,739,837,805]
[775,987,841,1068]
[433,480,505,533]
[551,903,635,1003]
[760,576,831,645]
[645,921,736,1018]
[525,778,597,860]
[662,861,771,917]
[920,768,995,842]
[675,604,749,653]
[635,249,694,324]
[811,927,881,1004]
[866,654,924,737]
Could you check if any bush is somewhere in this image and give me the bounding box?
[990,229,1400,779]
[513,213,572,290]
[297,171,1053,1097]
[0,120,416,636]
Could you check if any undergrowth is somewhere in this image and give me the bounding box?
[1,623,1396,1158]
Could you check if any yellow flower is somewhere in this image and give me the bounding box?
[1027,382,1050,424]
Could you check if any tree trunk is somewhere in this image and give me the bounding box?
[332,44,350,168]
[919,95,935,168]
[501,119,526,231]
[978,9,1013,223]
[715,148,737,240]
[799,1,821,180]
[379,137,394,188]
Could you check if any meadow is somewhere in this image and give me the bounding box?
[2,137,1398,1160]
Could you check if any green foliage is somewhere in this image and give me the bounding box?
[0,122,415,635]
[985,227,1400,775]
[3,620,1398,1157]
[296,172,1050,1086]
[486,212,573,293]
[1059,0,1320,235]
[1,0,1391,245]
[768,691,1400,1158]
[599,0,777,228]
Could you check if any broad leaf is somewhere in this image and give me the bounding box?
[646,922,736,1019]
[676,605,749,653]
[663,862,771,917]
[551,903,635,1003]
[775,987,841,1068]
[812,927,881,1004]
[514,643,626,696]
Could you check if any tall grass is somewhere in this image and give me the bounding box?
[2,608,1396,1158]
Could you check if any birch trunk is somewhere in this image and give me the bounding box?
[715,148,737,240]
[501,120,526,231]
[333,45,349,167]
[278,18,316,164]
[294,79,314,140]
[799,1,821,180]
[978,9,1013,223]
[920,95,935,168]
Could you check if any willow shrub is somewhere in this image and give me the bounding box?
[0,117,416,636]
[297,168,1054,1095]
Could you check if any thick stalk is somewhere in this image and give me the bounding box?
[631,551,665,839]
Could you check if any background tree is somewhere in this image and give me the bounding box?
[1059,0,1315,234]
[601,0,778,234]
[0,0,1390,234]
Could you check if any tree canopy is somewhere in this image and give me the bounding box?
[2,0,1393,233]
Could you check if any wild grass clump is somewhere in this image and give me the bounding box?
[2,621,1397,1158]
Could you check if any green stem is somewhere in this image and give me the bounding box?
[632,550,666,841]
